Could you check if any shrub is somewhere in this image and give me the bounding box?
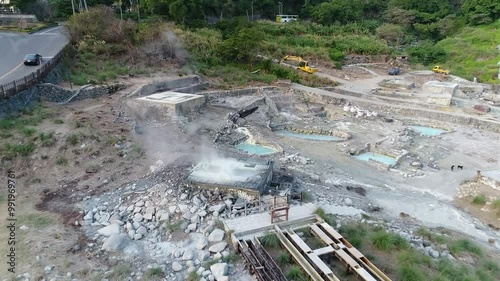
[449,239,482,256]
[185,271,199,281]
[371,230,409,251]
[277,251,291,266]
[259,233,280,248]
[143,268,164,280]
[2,142,35,158]
[472,194,486,205]
[66,134,79,145]
[491,199,500,209]
[329,48,345,61]
[407,41,447,65]
[397,264,426,281]
[55,157,68,166]
[286,265,306,281]
[38,132,56,147]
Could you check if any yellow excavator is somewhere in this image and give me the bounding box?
[432,65,449,75]
[280,55,317,74]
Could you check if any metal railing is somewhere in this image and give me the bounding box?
[0,48,66,99]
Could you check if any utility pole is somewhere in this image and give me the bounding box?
[71,0,75,15]
[251,1,254,21]
[83,0,88,11]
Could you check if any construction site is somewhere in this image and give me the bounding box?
[2,57,500,281]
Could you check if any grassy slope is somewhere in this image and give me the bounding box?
[437,20,500,84]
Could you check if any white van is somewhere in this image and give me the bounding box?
[276,15,299,23]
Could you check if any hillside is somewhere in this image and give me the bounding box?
[437,20,500,83]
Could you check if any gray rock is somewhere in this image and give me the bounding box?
[208,242,227,253]
[158,211,169,222]
[199,250,210,261]
[133,233,143,240]
[191,214,200,224]
[196,238,208,250]
[97,224,120,236]
[83,211,94,221]
[213,252,222,260]
[133,207,142,213]
[168,206,177,214]
[128,230,136,239]
[182,249,194,260]
[136,226,147,235]
[199,211,208,217]
[172,261,183,272]
[102,233,127,251]
[210,204,225,213]
[203,225,215,236]
[159,198,169,206]
[180,193,188,200]
[430,250,440,259]
[144,207,156,220]
[133,213,144,222]
[135,200,145,207]
[178,204,189,213]
[187,223,197,232]
[208,229,225,242]
[344,198,353,206]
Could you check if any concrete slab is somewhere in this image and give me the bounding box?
[224,203,317,237]
[135,91,206,115]
[184,159,273,200]
[423,81,458,96]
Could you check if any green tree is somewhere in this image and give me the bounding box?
[311,0,364,25]
[462,0,500,25]
[375,23,404,48]
[168,0,204,27]
[218,27,264,63]
[382,7,416,28]
[407,41,447,65]
[10,0,37,12]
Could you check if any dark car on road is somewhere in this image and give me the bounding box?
[23,54,43,66]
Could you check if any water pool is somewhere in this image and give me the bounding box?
[355,152,397,166]
[409,125,445,136]
[235,143,277,155]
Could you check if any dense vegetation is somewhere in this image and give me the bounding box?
[5,0,499,83]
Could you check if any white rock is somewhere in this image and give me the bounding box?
[133,207,142,213]
[159,212,169,222]
[208,229,225,242]
[213,252,222,260]
[143,207,156,220]
[199,211,208,217]
[133,233,143,240]
[168,206,177,214]
[97,224,120,236]
[178,204,189,213]
[20,225,29,231]
[159,198,169,206]
[127,230,135,239]
[44,265,52,273]
[199,251,210,261]
[208,242,227,253]
[196,238,208,250]
[135,200,145,207]
[210,263,228,280]
[172,261,183,272]
[102,233,127,251]
[187,223,197,232]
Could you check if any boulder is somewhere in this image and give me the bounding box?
[210,263,228,280]
[196,238,208,250]
[172,261,183,272]
[208,229,225,242]
[208,242,227,253]
[182,249,194,260]
[97,224,120,236]
[102,233,127,251]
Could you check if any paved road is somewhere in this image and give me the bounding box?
[0,26,69,85]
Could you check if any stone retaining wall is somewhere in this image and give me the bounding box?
[131,75,205,97]
[302,89,500,133]
[281,126,351,140]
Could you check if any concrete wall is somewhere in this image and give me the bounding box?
[0,14,37,24]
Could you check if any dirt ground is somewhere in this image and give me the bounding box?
[2,60,500,280]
